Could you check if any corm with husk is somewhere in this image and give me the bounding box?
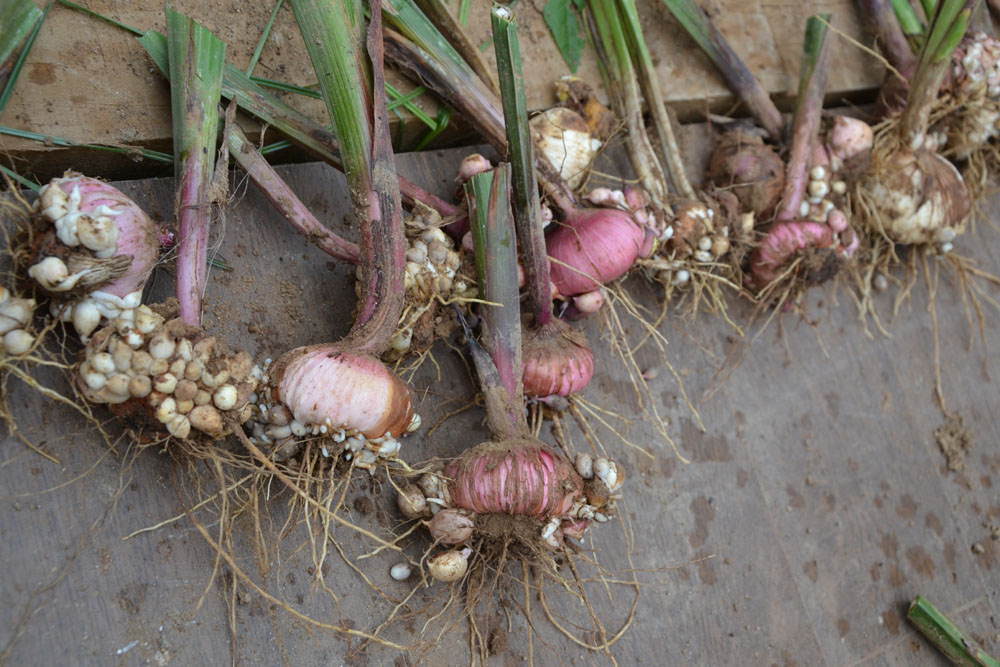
[395,150,635,661]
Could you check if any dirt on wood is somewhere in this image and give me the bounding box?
[935,412,975,472]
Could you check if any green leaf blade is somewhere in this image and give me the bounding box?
[543,0,586,73]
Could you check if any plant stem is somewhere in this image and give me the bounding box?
[659,0,783,141]
[901,0,975,143]
[890,0,927,36]
[617,0,696,200]
[416,0,499,95]
[290,0,404,354]
[465,165,526,439]
[587,0,670,210]
[382,0,485,93]
[139,29,460,225]
[859,0,919,75]
[228,123,360,263]
[290,0,372,194]
[907,596,1000,667]
[918,0,936,22]
[492,6,551,327]
[166,9,226,327]
[382,27,579,215]
[776,14,832,223]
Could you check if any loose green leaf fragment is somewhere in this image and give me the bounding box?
[907,595,1000,667]
[543,0,586,73]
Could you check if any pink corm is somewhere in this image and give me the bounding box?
[273,344,414,439]
[547,208,646,296]
[748,221,832,290]
[446,442,582,517]
[43,175,160,299]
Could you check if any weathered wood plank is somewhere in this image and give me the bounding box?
[1,144,998,665]
[0,0,882,181]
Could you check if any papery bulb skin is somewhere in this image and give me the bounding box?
[708,131,785,219]
[398,483,431,519]
[546,207,645,296]
[428,509,476,545]
[530,107,602,189]
[271,344,415,439]
[521,319,594,398]
[863,149,970,246]
[445,440,583,518]
[33,173,159,299]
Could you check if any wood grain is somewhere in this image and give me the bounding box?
[0,0,882,181]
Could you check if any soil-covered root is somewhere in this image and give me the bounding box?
[636,191,750,319]
[392,439,635,662]
[746,219,858,303]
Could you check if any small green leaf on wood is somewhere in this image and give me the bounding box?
[542,0,586,72]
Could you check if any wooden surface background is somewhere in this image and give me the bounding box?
[1,139,999,665]
[0,0,880,180]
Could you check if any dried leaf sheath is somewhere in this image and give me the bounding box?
[659,0,783,141]
[465,165,527,439]
[492,7,552,326]
[382,27,578,214]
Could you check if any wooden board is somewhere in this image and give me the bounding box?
[0,0,881,182]
[1,144,999,665]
